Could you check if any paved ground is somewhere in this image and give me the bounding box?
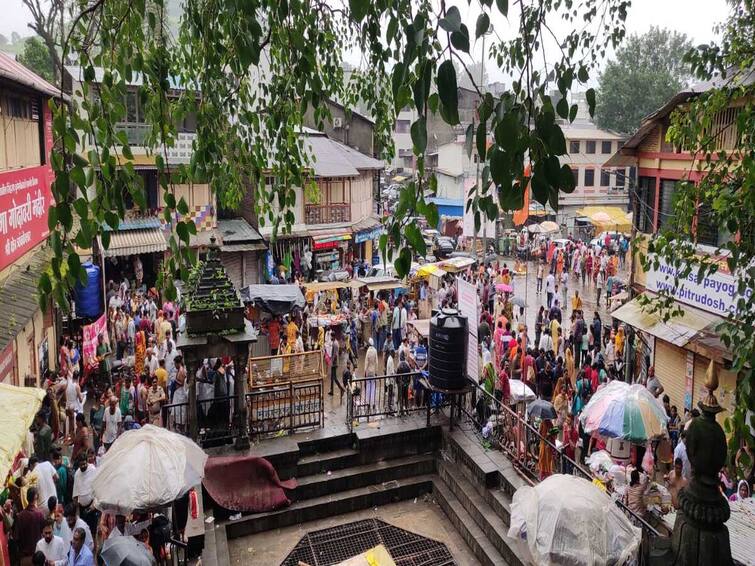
[227,497,481,566]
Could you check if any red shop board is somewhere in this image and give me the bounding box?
[0,106,55,272]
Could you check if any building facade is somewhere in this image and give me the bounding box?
[303,98,376,157]
[257,130,383,279]
[0,53,61,386]
[559,123,628,231]
[607,86,744,426]
[63,66,224,289]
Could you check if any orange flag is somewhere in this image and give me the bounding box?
[512,164,531,226]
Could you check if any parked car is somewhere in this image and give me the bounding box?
[434,236,456,258]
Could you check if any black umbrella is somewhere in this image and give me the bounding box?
[527,399,557,420]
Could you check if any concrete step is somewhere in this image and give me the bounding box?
[224,474,435,539]
[296,447,360,476]
[433,478,509,566]
[489,488,513,526]
[297,431,354,456]
[295,454,436,501]
[445,429,501,490]
[438,461,525,566]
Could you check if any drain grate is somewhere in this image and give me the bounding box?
[281,518,457,566]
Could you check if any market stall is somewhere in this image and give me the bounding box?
[577,206,632,233]
[437,255,476,273]
[241,284,305,316]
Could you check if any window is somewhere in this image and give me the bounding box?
[637,177,655,233]
[125,91,139,123]
[571,167,579,186]
[395,119,411,133]
[601,140,612,154]
[584,169,595,186]
[658,179,677,232]
[600,169,610,187]
[586,140,596,154]
[569,140,580,154]
[616,168,627,188]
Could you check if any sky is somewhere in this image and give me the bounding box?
[3,0,728,76]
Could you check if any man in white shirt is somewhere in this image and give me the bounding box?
[101,396,122,450]
[72,458,97,511]
[63,504,94,551]
[538,331,552,353]
[36,519,67,563]
[145,349,159,377]
[545,272,556,309]
[391,300,404,350]
[28,457,58,510]
[673,430,692,480]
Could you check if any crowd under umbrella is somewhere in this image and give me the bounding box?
[91,425,208,514]
[579,380,668,444]
[496,283,513,293]
[101,536,156,566]
[508,474,642,566]
[510,296,526,308]
[526,399,557,421]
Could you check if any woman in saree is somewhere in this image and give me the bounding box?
[134,329,146,378]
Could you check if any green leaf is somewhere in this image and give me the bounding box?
[122,144,134,160]
[475,13,490,39]
[569,104,578,122]
[439,6,462,32]
[476,122,487,161]
[405,223,427,256]
[544,156,561,186]
[578,65,589,82]
[176,221,190,244]
[70,166,86,189]
[177,197,189,215]
[47,205,58,231]
[560,164,577,193]
[410,117,427,153]
[489,147,509,186]
[437,60,459,125]
[531,172,550,205]
[428,93,439,114]
[496,0,508,16]
[67,252,81,282]
[104,211,120,230]
[586,88,596,117]
[101,230,111,250]
[425,203,439,228]
[464,123,475,158]
[349,0,369,22]
[556,97,569,120]
[451,26,470,53]
[165,193,176,209]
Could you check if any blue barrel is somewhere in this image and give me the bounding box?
[74,261,103,318]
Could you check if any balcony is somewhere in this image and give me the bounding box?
[114,123,196,164]
[305,204,351,225]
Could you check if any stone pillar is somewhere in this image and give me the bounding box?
[670,361,732,565]
[233,343,251,450]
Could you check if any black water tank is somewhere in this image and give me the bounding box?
[429,309,468,390]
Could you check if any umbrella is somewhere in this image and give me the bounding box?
[496,283,513,293]
[527,224,542,233]
[579,381,668,443]
[526,399,557,420]
[101,536,156,566]
[508,474,642,566]
[91,425,208,513]
[539,221,560,233]
[510,296,526,308]
[509,380,536,404]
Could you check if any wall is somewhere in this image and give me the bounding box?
[11,307,54,387]
[436,172,463,200]
[303,101,375,157]
[349,173,374,222]
[559,134,628,210]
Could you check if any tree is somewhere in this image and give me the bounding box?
[639,2,755,473]
[0,34,8,46]
[18,36,54,82]
[21,0,63,82]
[595,27,691,133]
[40,0,629,312]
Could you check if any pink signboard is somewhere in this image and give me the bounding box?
[82,314,109,370]
[0,105,55,272]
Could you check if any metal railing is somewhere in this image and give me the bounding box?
[304,203,351,224]
[161,380,324,444]
[247,379,323,439]
[346,372,451,430]
[459,378,660,565]
[249,350,324,385]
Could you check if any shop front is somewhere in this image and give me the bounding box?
[353,225,383,264]
[312,232,351,276]
[99,223,168,291]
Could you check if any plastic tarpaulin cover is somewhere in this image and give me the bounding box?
[0,383,45,482]
[91,425,207,513]
[241,284,305,315]
[508,474,641,566]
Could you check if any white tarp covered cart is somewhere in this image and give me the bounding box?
[508,474,642,566]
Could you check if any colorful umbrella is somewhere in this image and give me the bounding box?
[496,283,513,293]
[579,381,668,443]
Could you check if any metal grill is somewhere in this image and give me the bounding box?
[281,519,456,566]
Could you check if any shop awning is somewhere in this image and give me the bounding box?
[611,294,721,347]
[0,383,46,481]
[240,284,305,315]
[576,206,632,233]
[101,228,168,258]
[416,263,447,278]
[303,281,348,292]
[438,256,476,272]
[353,276,405,292]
